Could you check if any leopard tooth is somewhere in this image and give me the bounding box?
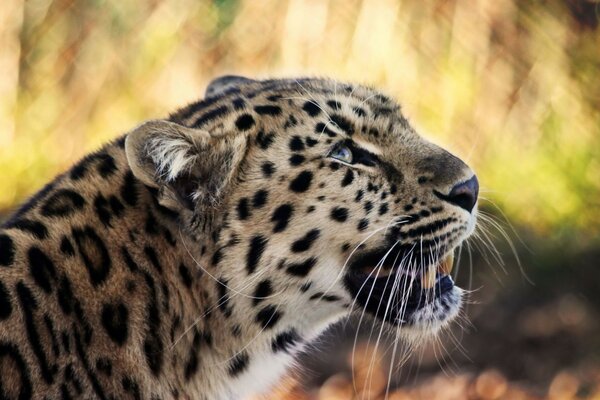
[438,252,455,275]
[422,265,436,289]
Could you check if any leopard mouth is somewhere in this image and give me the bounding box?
[344,248,459,327]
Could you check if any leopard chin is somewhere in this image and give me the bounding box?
[344,246,463,334]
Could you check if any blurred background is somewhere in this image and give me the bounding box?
[0,0,599,398]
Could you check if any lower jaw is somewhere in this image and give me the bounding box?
[344,273,460,327]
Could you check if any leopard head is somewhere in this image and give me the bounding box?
[125,76,478,339]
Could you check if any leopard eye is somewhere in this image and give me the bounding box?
[329,144,354,164]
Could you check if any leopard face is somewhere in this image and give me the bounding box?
[0,75,478,399]
[135,76,478,336]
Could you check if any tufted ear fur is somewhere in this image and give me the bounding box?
[205,75,256,97]
[125,120,247,217]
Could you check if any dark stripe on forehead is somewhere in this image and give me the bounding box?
[330,114,354,135]
[192,105,230,128]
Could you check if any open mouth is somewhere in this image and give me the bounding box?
[344,248,457,326]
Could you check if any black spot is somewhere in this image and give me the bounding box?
[216,279,232,318]
[330,114,354,135]
[418,176,428,184]
[94,194,112,227]
[144,246,163,273]
[364,201,374,213]
[0,281,12,320]
[232,97,246,110]
[306,137,318,147]
[302,101,321,116]
[353,107,366,117]
[72,226,111,287]
[101,302,129,346]
[43,316,59,357]
[211,248,223,266]
[306,205,316,213]
[272,329,301,353]
[252,190,268,208]
[98,154,117,178]
[289,154,305,166]
[237,198,250,220]
[109,196,125,217]
[330,207,349,222]
[289,136,305,151]
[235,114,255,131]
[355,190,364,202]
[379,203,389,215]
[179,264,193,289]
[390,184,397,194]
[315,122,337,137]
[121,171,139,206]
[256,130,275,150]
[271,204,294,233]
[57,276,75,315]
[0,234,15,267]
[289,170,313,192]
[291,229,320,253]
[261,162,276,178]
[254,105,282,116]
[253,280,272,306]
[373,106,394,115]
[255,305,281,329]
[357,218,369,231]
[40,189,86,218]
[58,237,75,257]
[122,376,141,400]
[145,211,159,235]
[184,351,199,381]
[28,246,57,294]
[72,330,108,399]
[286,257,317,277]
[4,218,48,240]
[341,169,354,187]
[95,358,112,376]
[300,282,312,292]
[16,282,55,384]
[284,114,298,129]
[144,335,163,376]
[327,100,342,110]
[228,352,249,376]
[246,235,268,275]
[0,341,32,399]
[310,293,341,302]
[193,105,229,127]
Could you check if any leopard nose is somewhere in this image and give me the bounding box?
[435,175,479,213]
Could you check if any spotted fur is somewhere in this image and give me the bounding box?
[0,76,477,399]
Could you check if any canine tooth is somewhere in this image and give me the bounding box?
[422,266,436,289]
[438,253,455,275]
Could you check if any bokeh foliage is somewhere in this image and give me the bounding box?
[1,0,599,242]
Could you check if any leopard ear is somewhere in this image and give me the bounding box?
[205,75,255,97]
[125,119,247,212]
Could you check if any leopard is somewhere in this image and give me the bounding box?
[0,76,479,399]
